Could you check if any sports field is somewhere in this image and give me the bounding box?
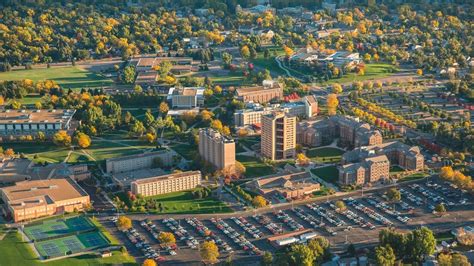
[24,216,94,242]
[35,231,109,258]
[0,66,113,90]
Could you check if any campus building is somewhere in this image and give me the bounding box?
[105,150,173,174]
[235,80,283,103]
[167,87,205,108]
[234,95,318,128]
[0,109,75,136]
[247,171,320,200]
[131,171,201,197]
[297,115,382,147]
[198,128,235,170]
[289,47,361,68]
[261,112,296,160]
[338,141,424,186]
[0,157,90,184]
[0,178,90,222]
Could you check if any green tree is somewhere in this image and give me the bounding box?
[222,52,232,66]
[289,244,314,266]
[375,245,396,266]
[407,227,436,262]
[387,188,401,202]
[121,65,136,84]
[435,203,446,214]
[262,251,273,266]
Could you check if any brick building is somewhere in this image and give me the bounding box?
[131,171,201,197]
[198,128,236,170]
[261,112,296,160]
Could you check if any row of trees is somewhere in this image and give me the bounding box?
[439,166,473,192]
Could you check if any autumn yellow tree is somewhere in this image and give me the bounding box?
[327,94,339,116]
[200,241,219,264]
[4,148,15,157]
[252,195,268,208]
[210,119,223,132]
[0,96,4,105]
[117,216,132,230]
[75,132,91,148]
[200,110,214,122]
[159,101,169,114]
[240,45,250,59]
[440,166,454,180]
[332,83,343,94]
[417,69,423,76]
[283,45,294,58]
[53,130,72,147]
[296,153,310,166]
[142,259,157,266]
[158,232,176,246]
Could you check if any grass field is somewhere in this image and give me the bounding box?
[252,47,287,76]
[0,66,113,90]
[0,230,136,266]
[311,166,339,184]
[146,190,233,214]
[236,155,275,178]
[24,216,94,242]
[2,142,70,163]
[168,143,196,160]
[399,172,428,182]
[84,139,155,162]
[390,165,405,174]
[319,63,398,85]
[306,147,344,163]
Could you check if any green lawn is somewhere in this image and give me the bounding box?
[252,47,286,76]
[311,166,339,184]
[390,165,405,174]
[145,190,232,214]
[319,63,398,85]
[237,155,275,178]
[312,186,333,197]
[306,147,344,163]
[398,172,429,182]
[237,136,260,150]
[0,66,113,90]
[16,95,43,106]
[2,142,70,163]
[84,139,155,162]
[169,143,196,160]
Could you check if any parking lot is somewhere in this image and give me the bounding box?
[101,178,474,265]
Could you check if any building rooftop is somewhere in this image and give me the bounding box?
[132,170,201,185]
[114,168,167,187]
[106,150,169,163]
[1,178,88,210]
[200,128,235,143]
[0,109,75,124]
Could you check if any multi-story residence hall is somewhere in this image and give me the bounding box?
[131,171,201,197]
[0,109,75,136]
[261,112,296,160]
[105,150,173,174]
[339,141,424,186]
[234,95,318,127]
[0,178,90,222]
[235,80,283,103]
[297,115,383,147]
[198,128,236,170]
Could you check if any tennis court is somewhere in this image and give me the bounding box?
[24,216,94,241]
[35,231,109,258]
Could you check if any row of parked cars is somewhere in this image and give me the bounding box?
[292,207,324,229]
[210,218,262,256]
[366,196,411,224]
[410,184,455,207]
[307,203,345,228]
[161,218,192,252]
[253,215,283,235]
[275,210,304,231]
[185,217,233,253]
[110,217,163,263]
[230,217,264,239]
[326,202,369,229]
[344,198,388,228]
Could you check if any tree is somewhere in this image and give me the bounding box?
[379,229,407,259]
[204,88,214,98]
[326,94,339,116]
[375,245,396,266]
[117,216,132,230]
[417,69,423,76]
[434,203,446,214]
[34,101,42,109]
[252,196,268,208]
[158,232,176,246]
[440,166,454,180]
[53,130,72,147]
[121,65,136,84]
[335,200,346,211]
[200,241,219,264]
[200,110,214,122]
[332,83,343,94]
[283,45,294,58]
[222,52,232,67]
[75,132,91,148]
[296,153,310,166]
[407,227,436,262]
[240,45,250,59]
[262,251,273,266]
[289,244,315,266]
[387,188,401,202]
[210,119,223,132]
[4,148,15,157]
[142,259,157,266]
[159,101,169,114]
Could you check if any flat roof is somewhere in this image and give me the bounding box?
[0,109,75,124]
[1,178,88,210]
[236,86,280,95]
[132,170,201,185]
[106,150,169,163]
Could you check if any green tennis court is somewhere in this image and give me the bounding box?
[24,216,94,241]
[35,231,109,258]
